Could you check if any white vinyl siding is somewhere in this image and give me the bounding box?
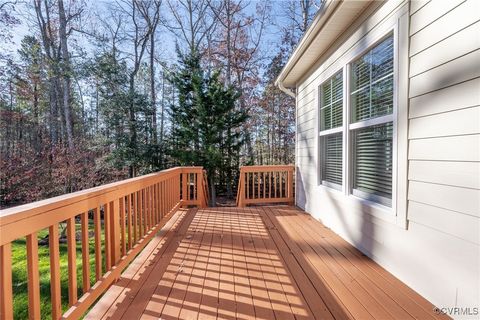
[294,0,479,311]
[407,0,480,252]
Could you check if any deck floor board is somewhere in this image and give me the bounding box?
[85,206,449,320]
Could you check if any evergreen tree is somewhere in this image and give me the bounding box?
[168,48,247,205]
[89,52,154,174]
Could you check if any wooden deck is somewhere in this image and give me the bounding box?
[85,206,448,320]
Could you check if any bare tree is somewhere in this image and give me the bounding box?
[165,0,217,55]
[208,0,269,166]
[112,0,160,176]
[34,0,60,144]
[58,0,74,149]
[136,0,162,144]
[282,0,323,46]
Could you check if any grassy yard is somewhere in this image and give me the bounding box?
[11,222,104,319]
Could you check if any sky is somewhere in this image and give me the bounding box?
[4,0,295,68]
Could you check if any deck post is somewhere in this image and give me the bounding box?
[237,172,245,207]
[197,170,206,208]
[287,169,294,206]
[182,173,188,207]
[0,243,13,320]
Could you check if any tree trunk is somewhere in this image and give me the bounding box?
[58,0,74,150]
[159,70,166,168]
[129,75,137,178]
[150,32,157,144]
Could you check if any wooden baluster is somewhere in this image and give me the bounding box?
[263,172,266,200]
[245,172,250,199]
[280,172,284,199]
[164,180,167,214]
[134,192,138,244]
[153,184,158,225]
[165,181,168,211]
[274,171,277,199]
[176,176,180,205]
[161,181,164,217]
[143,189,147,233]
[175,177,178,206]
[81,212,90,293]
[0,243,13,320]
[171,177,174,207]
[138,191,143,239]
[167,179,171,210]
[172,178,175,208]
[104,204,111,271]
[141,189,147,237]
[49,224,62,319]
[146,187,150,230]
[93,207,102,281]
[179,175,182,204]
[182,174,187,203]
[150,186,154,227]
[67,217,78,306]
[120,197,126,257]
[26,233,40,319]
[157,183,160,222]
[160,182,163,219]
[145,188,149,231]
[268,172,272,198]
[159,182,163,219]
[195,173,198,202]
[251,172,254,199]
[164,180,167,215]
[143,189,146,235]
[127,194,132,251]
[257,172,261,199]
[154,184,158,223]
[110,200,120,266]
[143,189,147,236]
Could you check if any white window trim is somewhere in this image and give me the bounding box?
[315,7,409,229]
[349,32,396,210]
[318,69,345,190]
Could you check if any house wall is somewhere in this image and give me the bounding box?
[295,0,480,314]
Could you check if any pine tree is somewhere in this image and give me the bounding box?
[168,48,247,205]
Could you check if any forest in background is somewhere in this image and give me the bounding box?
[0,0,322,207]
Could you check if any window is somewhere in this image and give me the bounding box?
[319,71,343,189]
[318,34,395,207]
[350,34,394,206]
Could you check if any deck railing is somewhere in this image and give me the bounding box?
[236,165,295,207]
[0,166,207,320]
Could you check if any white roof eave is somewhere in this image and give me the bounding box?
[276,0,373,97]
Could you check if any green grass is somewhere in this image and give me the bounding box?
[11,222,104,320]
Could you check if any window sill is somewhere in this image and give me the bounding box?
[348,194,397,225]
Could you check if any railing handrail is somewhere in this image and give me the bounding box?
[0,166,206,320]
[0,167,205,247]
[239,165,295,172]
[236,165,295,207]
[0,167,202,224]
